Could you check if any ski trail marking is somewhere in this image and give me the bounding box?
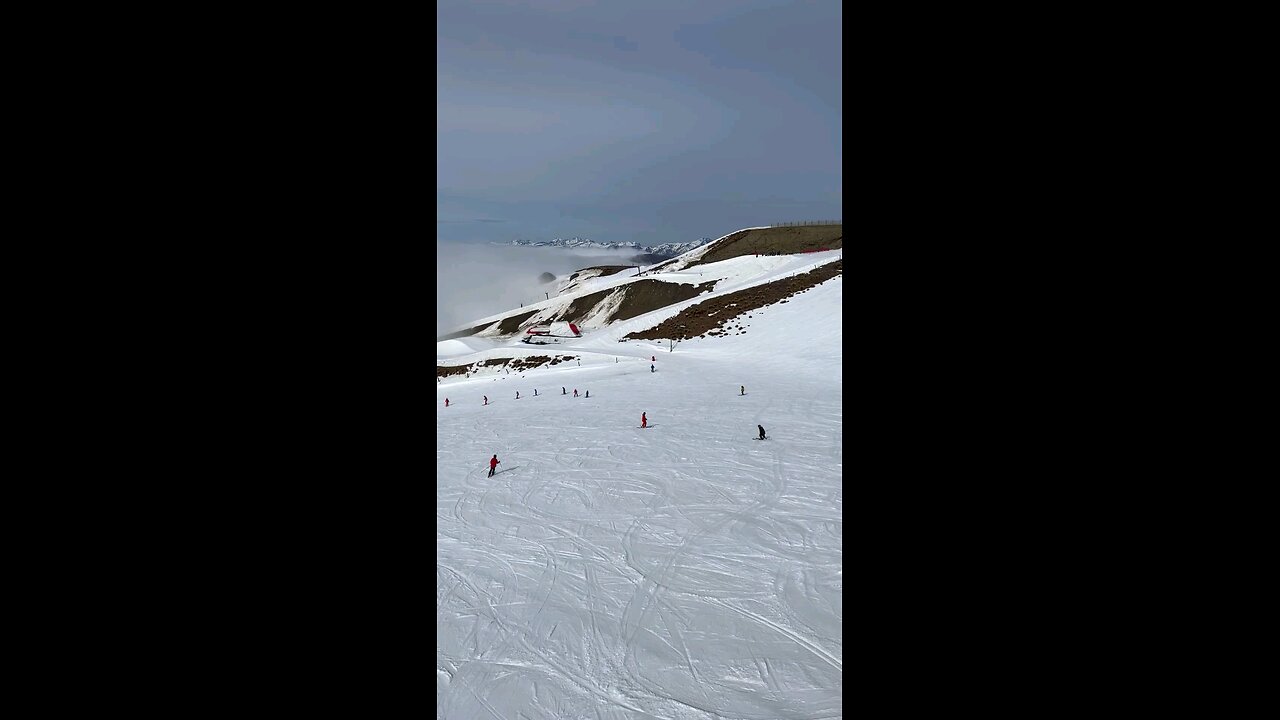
[708,597,841,671]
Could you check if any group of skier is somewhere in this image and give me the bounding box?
[449,357,660,407]
[448,354,769,477]
[445,388,588,407]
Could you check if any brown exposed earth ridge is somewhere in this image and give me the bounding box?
[623,259,841,342]
[437,354,579,378]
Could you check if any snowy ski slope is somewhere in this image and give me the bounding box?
[437,254,842,719]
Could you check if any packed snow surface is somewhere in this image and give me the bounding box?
[438,266,842,719]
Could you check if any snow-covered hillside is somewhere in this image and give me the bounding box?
[437,245,843,718]
[452,227,836,339]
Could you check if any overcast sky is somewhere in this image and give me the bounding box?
[437,0,842,248]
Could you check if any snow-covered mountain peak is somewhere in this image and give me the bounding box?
[508,236,714,258]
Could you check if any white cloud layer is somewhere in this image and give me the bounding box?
[436,241,640,337]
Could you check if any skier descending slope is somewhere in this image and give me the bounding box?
[641,412,647,429]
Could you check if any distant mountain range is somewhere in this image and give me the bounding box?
[508,237,714,258]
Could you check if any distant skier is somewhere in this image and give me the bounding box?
[562,387,566,395]
[650,364,655,372]
[651,355,655,362]
[585,390,589,398]
[516,391,520,399]
[488,454,500,477]
[483,395,488,406]
[641,412,647,428]
[445,398,449,407]
[758,424,767,440]
[740,385,745,396]
[574,389,578,397]
[534,389,538,396]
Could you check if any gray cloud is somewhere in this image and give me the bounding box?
[437,0,841,248]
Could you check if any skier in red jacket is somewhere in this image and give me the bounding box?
[641,412,647,428]
[445,398,449,407]
[488,454,500,477]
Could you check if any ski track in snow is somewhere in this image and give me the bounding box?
[439,274,842,719]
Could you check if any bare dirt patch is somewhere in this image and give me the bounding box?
[549,279,717,327]
[437,354,579,378]
[690,225,841,267]
[623,260,841,341]
[610,280,718,322]
[494,310,539,335]
[436,364,472,378]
